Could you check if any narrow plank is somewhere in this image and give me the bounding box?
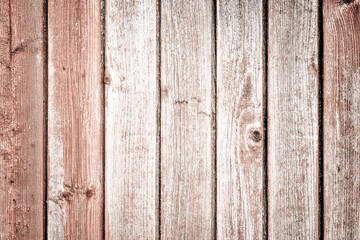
[160,1,215,238]
[0,0,45,239]
[216,0,265,239]
[105,1,158,239]
[268,0,319,239]
[47,0,103,238]
[324,0,360,239]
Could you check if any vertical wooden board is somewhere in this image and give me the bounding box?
[216,0,264,239]
[105,1,158,239]
[0,0,44,239]
[268,0,319,239]
[324,0,360,239]
[47,0,103,239]
[160,1,215,238]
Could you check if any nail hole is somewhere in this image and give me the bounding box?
[251,130,262,142]
[104,76,110,85]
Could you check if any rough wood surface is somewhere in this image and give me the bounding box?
[105,1,158,239]
[324,0,360,239]
[216,0,265,239]
[268,0,319,239]
[47,0,103,239]
[160,1,215,238]
[0,0,45,239]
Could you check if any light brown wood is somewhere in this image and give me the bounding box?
[0,0,45,239]
[105,0,158,239]
[324,0,360,239]
[268,0,319,239]
[47,0,103,239]
[216,0,265,239]
[160,1,215,239]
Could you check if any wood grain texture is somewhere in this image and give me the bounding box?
[0,0,45,239]
[216,0,265,239]
[268,0,319,239]
[324,0,360,239]
[160,1,215,238]
[47,0,103,239]
[105,0,158,239]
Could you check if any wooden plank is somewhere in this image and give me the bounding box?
[0,0,45,239]
[216,0,265,239]
[47,0,103,239]
[324,0,360,239]
[104,1,158,239]
[160,1,215,238]
[268,1,319,239]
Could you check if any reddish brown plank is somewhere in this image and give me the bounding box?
[268,0,319,239]
[47,0,103,239]
[216,0,265,239]
[0,0,45,239]
[324,0,360,239]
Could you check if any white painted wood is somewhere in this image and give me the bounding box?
[160,1,215,238]
[105,0,158,239]
[217,0,265,239]
[268,1,319,239]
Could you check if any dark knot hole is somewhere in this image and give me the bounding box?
[251,130,262,142]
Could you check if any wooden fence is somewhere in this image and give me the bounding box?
[0,0,359,239]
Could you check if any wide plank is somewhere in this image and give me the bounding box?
[0,0,45,239]
[105,0,158,239]
[324,0,360,239]
[47,0,103,238]
[268,0,319,239]
[160,1,215,238]
[216,0,265,239]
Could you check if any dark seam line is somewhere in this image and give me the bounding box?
[213,0,217,239]
[263,0,269,239]
[9,0,12,59]
[157,0,162,239]
[318,0,324,239]
[101,0,106,239]
[9,0,13,234]
[43,0,49,239]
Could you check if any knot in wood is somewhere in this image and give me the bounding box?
[342,0,354,5]
[60,191,71,201]
[250,130,262,142]
[86,189,95,198]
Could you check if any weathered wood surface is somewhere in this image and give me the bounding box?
[216,0,265,239]
[268,0,319,239]
[105,0,158,239]
[47,0,103,239]
[324,0,360,239]
[2,1,360,239]
[0,0,45,239]
[160,0,215,238]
